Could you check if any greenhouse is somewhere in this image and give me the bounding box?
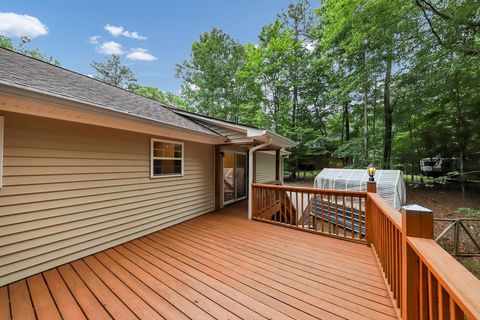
[295,168,407,236]
[314,168,406,211]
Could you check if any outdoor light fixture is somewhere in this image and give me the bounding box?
[367,163,376,182]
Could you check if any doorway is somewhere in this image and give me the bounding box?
[223,152,247,205]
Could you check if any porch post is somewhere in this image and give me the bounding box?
[248,139,272,220]
[214,146,221,210]
[275,149,280,183]
[366,181,376,247]
[401,205,433,320]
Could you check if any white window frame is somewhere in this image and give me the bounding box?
[0,116,3,188]
[150,138,184,178]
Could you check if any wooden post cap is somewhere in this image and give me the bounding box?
[401,204,434,239]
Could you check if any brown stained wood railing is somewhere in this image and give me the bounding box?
[367,190,480,320]
[252,183,367,242]
[407,237,480,320]
[252,182,480,320]
[367,193,403,309]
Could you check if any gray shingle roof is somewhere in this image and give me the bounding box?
[0,48,220,137]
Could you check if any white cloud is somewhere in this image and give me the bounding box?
[0,12,48,38]
[97,41,123,55]
[126,48,157,61]
[89,35,101,44]
[104,24,146,40]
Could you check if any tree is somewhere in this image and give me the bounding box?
[176,28,249,122]
[134,86,191,111]
[91,55,137,90]
[0,36,60,66]
[278,0,315,128]
[242,21,299,134]
[175,0,480,177]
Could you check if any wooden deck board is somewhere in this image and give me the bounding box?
[0,286,11,320]
[161,225,396,316]
[2,201,398,320]
[26,274,62,320]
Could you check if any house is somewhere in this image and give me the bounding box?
[0,48,295,286]
[1,48,479,320]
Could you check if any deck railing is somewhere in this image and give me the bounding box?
[252,182,480,320]
[367,193,403,309]
[252,183,367,242]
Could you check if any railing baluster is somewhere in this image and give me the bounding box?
[428,270,439,320]
[301,190,304,228]
[358,196,362,239]
[449,297,463,320]
[335,195,339,236]
[321,193,325,233]
[350,196,354,239]
[342,195,346,238]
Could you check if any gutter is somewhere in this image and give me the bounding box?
[248,138,272,220]
[0,82,226,142]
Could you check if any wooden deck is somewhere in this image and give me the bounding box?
[1,201,398,320]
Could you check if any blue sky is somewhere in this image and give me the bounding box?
[1,0,298,93]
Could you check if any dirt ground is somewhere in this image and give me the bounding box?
[406,186,480,279]
[284,178,480,278]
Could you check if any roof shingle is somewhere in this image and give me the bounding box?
[0,48,219,137]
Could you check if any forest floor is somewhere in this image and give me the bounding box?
[284,177,480,278]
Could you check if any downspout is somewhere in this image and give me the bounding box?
[248,138,272,220]
[280,149,289,185]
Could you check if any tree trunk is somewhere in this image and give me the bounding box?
[383,57,393,169]
[343,101,350,166]
[453,72,466,197]
[344,101,350,142]
[292,86,298,128]
[364,83,368,160]
[373,77,377,162]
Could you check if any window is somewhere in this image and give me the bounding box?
[151,138,183,177]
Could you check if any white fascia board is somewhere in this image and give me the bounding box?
[248,130,297,148]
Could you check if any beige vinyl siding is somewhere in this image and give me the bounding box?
[0,112,215,286]
[255,151,276,183]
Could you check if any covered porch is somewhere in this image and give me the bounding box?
[1,201,398,320]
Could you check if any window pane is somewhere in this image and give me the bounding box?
[153,159,182,175]
[153,141,182,159]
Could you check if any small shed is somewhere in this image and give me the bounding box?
[314,168,406,211]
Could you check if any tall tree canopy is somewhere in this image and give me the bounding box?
[0,36,60,66]
[91,55,137,90]
[177,0,480,177]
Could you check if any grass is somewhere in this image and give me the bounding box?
[458,257,480,279]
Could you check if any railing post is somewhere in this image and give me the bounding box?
[366,181,376,246]
[401,205,433,320]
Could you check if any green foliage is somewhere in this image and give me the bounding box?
[91,55,137,90]
[456,208,480,218]
[175,0,480,177]
[176,28,260,124]
[0,36,60,66]
[134,86,192,111]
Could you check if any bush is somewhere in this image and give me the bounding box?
[456,208,480,218]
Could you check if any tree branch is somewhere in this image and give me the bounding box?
[415,0,480,28]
